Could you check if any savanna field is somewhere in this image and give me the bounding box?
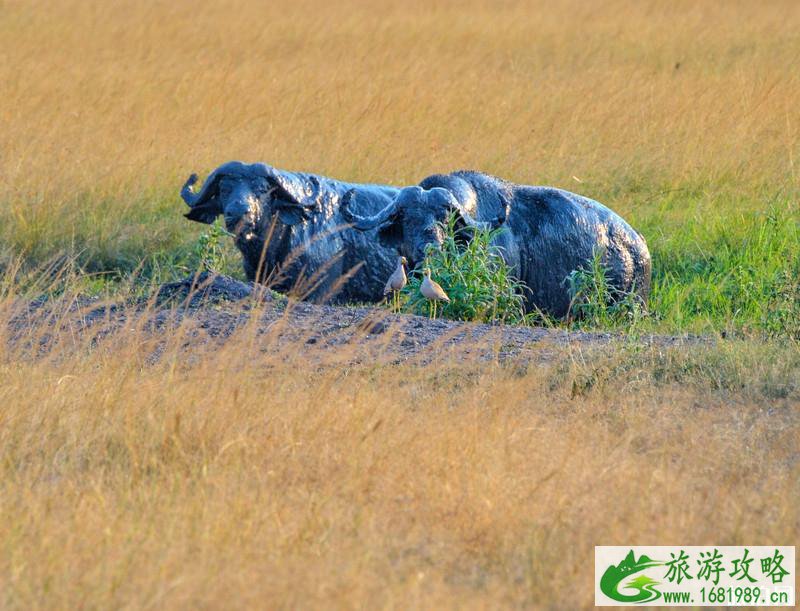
[1,1,798,608]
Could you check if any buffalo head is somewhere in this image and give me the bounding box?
[181,162,322,281]
[180,161,319,241]
[341,185,505,269]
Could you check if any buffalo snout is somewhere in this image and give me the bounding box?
[223,201,253,233]
[221,184,263,235]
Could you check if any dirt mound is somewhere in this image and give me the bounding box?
[7,274,710,366]
[154,271,272,306]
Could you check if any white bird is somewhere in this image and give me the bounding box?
[420,268,450,319]
[384,256,407,312]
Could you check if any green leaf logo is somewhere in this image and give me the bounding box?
[600,550,664,603]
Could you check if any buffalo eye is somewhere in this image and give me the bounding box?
[252,180,270,197]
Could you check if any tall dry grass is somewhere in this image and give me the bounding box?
[1,0,799,264]
[0,296,797,608]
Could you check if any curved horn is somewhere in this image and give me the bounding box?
[180,169,224,209]
[433,188,504,230]
[180,169,224,223]
[180,174,201,206]
[181,170,222,223]
[453,201,504,230]
[181,162,257,223]
[341,189,401,231]
[181,161,254,209]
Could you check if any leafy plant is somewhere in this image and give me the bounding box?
[565,247,646,328]
[191,221,232,273]
[400,214,527,323]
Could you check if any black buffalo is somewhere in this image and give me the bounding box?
[342,171,652,317]
[180,161,403,302]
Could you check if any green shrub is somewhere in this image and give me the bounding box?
[400,214,527,323]
[190,221,231,274]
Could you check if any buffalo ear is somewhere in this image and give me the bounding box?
[271,172,320,209]
[277,204,307,226]
[377,219,403,249]
[184,203,220,224]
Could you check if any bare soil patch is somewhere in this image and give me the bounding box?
[9,273,711,366]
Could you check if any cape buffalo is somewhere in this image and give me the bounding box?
[341,171,652,317]
[180,161,403,302]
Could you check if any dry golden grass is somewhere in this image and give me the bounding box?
[0,288,798,608]
[1,0,799,259]
[1,1,799,608]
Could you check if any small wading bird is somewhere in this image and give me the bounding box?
[420,268,450,319]
[384,256,408,313]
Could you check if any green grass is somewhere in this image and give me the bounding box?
[640,187,799,338]
[2,178,798,338]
